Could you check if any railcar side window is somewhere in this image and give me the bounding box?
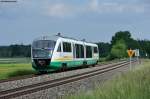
[86,46,92,58]
[63,42,71,52]
[75,44,84,58]
[57,43,61,52]
[94,47,98,53]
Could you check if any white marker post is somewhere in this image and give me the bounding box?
[130,56,132,70]
[136,49,140,64]
[146,53,148,58]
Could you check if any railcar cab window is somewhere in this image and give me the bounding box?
[75,44,84,58]
[86,46,92,58]
[32,40,56,49]
[57,43,61,52]
[63,42,72,52]
[32,40,56,58]
[94,47,98,53]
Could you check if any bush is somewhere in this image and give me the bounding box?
[109,39,127,59]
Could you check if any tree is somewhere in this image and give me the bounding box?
[96,42,111,57]
[111,31,131,46]
[110,39,127,59]
[138,40,150,58]
[0,44,31,58]
[111,31,140,50]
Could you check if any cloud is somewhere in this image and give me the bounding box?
[0,0,149,19]
[45,3,73,17]
[0,0,148,15]
[43,0,149,18]
[88,0,146,13]
[88,0,99,11]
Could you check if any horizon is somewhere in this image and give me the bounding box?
[0,33,149,46]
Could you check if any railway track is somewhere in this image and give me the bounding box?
[0,60,137,99]
[0,59,126,83]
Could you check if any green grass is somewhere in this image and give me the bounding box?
[0,58,31,64]
[98,58,127,64]
[0,58,35,80]
[66,59,150,99]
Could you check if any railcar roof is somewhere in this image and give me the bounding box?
[33,35,97,45]
[60,37,97,46]
[33,35,58,41]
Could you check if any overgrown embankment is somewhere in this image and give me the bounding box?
[67,60,150,99]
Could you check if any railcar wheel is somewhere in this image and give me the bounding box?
[39,71,47,74]
[82,61,88,68]
[96,61,98,65]
[92,64,96,67]
[83,61,87,66]
[61,63,67,71]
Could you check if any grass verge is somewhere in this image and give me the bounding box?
[66,59,150,99]
[7,69,35,78]
[0,63,35,80]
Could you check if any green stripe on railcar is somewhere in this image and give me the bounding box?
[32,59,98,72]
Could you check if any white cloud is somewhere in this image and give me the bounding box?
[88,0,146,13]
[44,0,148,18]
[88,0,99,11]
[45,3,73,17]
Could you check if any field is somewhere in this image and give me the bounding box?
[0,58,35,80]
[66,59,150,99]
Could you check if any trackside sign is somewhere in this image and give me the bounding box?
[127,49,135,57]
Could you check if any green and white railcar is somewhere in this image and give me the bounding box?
[31,35,99,73]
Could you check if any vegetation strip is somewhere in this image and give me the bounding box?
[0,60,136,99]
[0,58,33,80]
[67,60,150,99]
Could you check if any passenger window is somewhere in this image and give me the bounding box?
[63,42,72,52]
[57,43,61,52]
[94,47,98,53]
[86,46,92,58]
[75,44,84,58]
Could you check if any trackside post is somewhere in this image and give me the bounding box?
[127,49,135,70]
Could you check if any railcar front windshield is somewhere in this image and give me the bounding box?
[32,40,56,58]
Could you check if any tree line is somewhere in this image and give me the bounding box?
[98,31,150,59]
[0,31,149,58]
[0,45,31,57]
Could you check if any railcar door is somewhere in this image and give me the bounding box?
[62,42,73,67]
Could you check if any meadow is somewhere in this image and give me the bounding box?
[66,59,150,99]
[0,58,35,80]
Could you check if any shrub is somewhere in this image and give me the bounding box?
[110,39,127,59]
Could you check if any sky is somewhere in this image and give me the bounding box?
[0,0,150,45]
